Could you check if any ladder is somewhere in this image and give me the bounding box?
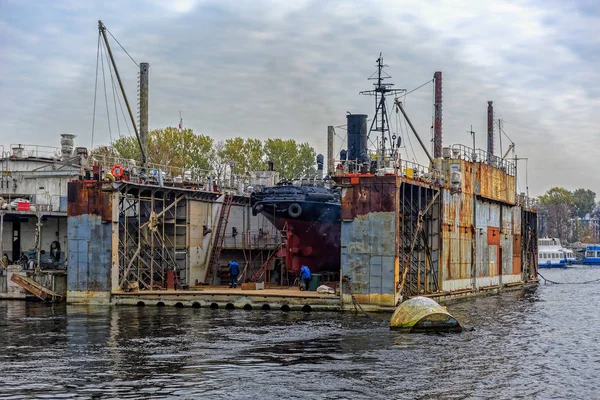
[206,194,234,284]
[249,225,288,282]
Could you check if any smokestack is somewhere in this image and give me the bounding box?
[316,154,324,180]
[327,126,334,177]
[139,62,149,170]
[346,114,368,164]
[433,72,443,158]
[487,101,494,164]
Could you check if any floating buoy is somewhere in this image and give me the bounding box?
[390,296,462,333]
[111,164,123,178]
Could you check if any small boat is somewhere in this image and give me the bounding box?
[538,237,574,268]
[582,246,600,265]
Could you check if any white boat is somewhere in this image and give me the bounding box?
[538,237,575,268]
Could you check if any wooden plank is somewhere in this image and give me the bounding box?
[10,274,63,302]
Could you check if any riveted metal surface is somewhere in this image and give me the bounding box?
[67,180,113,295]
[67,181,112,221]
[476,163,516,204]
[441,190,473,282]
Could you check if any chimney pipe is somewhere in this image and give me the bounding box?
[139,62,149,170]
[433,72,443,158]
[327,126,334,177]
[487,101,494,163]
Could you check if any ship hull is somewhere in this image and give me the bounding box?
[256,200,341,276]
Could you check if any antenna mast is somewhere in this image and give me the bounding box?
[360,53,406,162]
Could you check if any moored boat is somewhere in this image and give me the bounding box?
[582,245,600,265]
[538,237,574,268]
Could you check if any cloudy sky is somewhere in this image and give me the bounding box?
[1,0,598,196]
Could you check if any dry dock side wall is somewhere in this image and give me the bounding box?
[67,181,113,304]
[338,157,537,309]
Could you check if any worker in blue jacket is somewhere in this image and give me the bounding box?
[300,265,311,291]
[228,260,239,288]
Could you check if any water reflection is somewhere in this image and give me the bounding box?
[1,267,599,399]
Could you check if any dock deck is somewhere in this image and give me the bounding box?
[111,286,341,311]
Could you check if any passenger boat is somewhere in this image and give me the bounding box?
[582,245,600,265]
[538,237,575,268]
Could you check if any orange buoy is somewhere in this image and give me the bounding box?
[111,164,123,178]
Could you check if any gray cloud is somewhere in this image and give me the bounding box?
[0,0,598,197]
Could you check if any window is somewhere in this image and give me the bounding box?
[586,251,595,257]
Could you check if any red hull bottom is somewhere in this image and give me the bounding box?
[275,218,341,277]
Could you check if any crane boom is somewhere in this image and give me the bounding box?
[97,20,147,167]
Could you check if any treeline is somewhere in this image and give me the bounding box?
[538,187,599,243]
[91,127,317,180]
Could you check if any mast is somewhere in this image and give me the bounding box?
[360,53,406,164]
[98,20,147,168]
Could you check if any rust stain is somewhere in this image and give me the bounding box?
[488,227,500,245]
[68,181,112,221]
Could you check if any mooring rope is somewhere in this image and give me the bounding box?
[538,271,600,285]
[342,278,377,320]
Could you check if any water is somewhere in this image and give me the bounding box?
[1,267,599,400]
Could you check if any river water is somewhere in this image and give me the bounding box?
[1,267,599,400]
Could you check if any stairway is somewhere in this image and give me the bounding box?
[205,194,234,284]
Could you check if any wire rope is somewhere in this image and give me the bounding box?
[91,33,101,149]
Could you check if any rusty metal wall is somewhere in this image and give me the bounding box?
[441,190,472,283]
[340,176,398,305]
[67,181,113,293]
[476,163,516,204]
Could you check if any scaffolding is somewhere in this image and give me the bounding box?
[116,182,219,291]
[398,182,441,297]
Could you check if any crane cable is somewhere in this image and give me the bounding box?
[91,33,100,149]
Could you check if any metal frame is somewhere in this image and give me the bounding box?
[398,182,441,297]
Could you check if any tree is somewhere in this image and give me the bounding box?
[222,137,265,175]
[538,187,574,242]
[572,188,596,218]
[263,139,317,180]
[101,127,213,175]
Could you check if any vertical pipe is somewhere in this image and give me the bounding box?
[327,126,334,177]
[487,101,494,164]
[433,72,443,158]
[0,212,3,263]
[139,63,149,170]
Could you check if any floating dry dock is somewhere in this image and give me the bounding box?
[62,141,538,311]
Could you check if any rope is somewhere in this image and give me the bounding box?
[538,271,600,285]
[343,278,377,320]
[401,78,433,98]
[91,33,100,149]
[106,27,139,67]
[100,39,113,142]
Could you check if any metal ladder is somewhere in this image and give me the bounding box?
[205,194,234,284]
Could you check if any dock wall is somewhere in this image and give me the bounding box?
[67,181,113,304]
[337,155,537,308]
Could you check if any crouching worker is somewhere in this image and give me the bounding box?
[299,265,311,291]
[228,259,239,288]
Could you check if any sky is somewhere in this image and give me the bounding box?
[0,0,598,197]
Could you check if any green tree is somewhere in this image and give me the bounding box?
[263,139,316,180]
[538,187,574,242]
[572,188,596,218]
[104,127,213,174]
[222,137,265,175]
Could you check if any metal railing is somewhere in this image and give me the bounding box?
[7,144,61,159]
[449,144,516,176]
[333,156,442,185]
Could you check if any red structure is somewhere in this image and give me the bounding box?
[433,71,443,158]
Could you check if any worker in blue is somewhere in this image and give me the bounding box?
[299,265,311,291]
[228,259,240,288]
